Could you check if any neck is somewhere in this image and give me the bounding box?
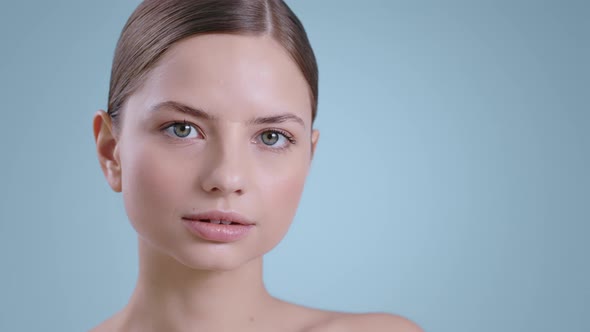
[120,238,276,331]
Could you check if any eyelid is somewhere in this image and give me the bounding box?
[258,127,295,140]
[159,121,296,150]
[161,120,205,140]
[253,128,297,151]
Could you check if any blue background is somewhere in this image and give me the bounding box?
[0,1,588,331]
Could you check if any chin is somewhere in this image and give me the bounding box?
[170,242,263,272]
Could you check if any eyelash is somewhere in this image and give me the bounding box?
[261,128,297,152]
[161,120,204,140]
[161,120,297,151]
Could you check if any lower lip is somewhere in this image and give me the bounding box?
[182,219,253,243]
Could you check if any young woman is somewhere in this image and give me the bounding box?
[91,0,422,331]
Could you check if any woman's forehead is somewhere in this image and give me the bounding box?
[130,33,312,124]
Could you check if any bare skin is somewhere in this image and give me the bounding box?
[92,33,422,332]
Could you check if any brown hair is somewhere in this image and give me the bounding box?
[107,0,318,135]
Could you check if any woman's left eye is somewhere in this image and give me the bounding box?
[257,130,295,149]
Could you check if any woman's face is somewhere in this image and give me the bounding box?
[98,34,319,271]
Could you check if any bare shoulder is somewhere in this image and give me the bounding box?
[88,319,115,332]
[88,311,123,332]
[306,312,423,332]
[275,299,422,332]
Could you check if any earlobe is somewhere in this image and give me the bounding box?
[93,110,122,193]
[310,129,320,161]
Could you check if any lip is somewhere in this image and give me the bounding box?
[182,210,255,225]
[181,210,255,243]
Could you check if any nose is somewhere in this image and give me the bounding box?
[199,140,247,196]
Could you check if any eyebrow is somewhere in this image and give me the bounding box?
[149,100,216,121]
[247,113,306,129]
[150,100,306,129]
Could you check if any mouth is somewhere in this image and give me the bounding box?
[196,219,242,226]
[181,210,254,242]
[182,210,255,226]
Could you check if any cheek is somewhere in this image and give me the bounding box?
[120,143,188,241]
[257,158,309,246]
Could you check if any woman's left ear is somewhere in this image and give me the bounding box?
[311,129,320,161]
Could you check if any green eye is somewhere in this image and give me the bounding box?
[261,131,280,145]
[163,122,200,139]
[173,123,193,137]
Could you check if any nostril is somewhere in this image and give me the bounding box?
[201,180,244,194]
[208,186,224,193]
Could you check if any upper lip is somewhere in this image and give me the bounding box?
[182,210,255,225]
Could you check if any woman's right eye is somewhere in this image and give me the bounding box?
[163,122,202,139]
